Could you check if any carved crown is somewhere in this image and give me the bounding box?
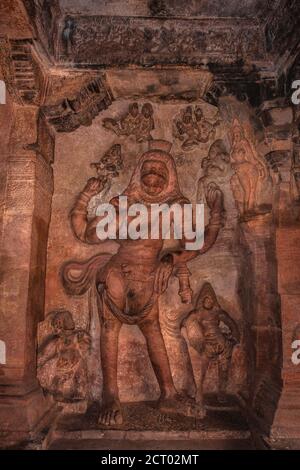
[148,139,172,153]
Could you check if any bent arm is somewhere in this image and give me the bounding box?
[70,178,107,244]
[173,182,225,264]
[219,310,240,343]
[71,191,92,242]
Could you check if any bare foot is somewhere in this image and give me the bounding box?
[98,399,123,426]
[158,394,206,419]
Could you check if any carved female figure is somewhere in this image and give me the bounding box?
[37,310,91,402]
[136,103,155,142]
[230,119,266,217]
[182,283,240,413]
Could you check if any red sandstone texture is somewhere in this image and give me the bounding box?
[0,0,300,450]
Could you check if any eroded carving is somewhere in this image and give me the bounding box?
[37,310,91,402]
[62,17,75,58]
[59,16,265,66]
[197,140,231,195]
[0,38,39,104]
[103,102,155,142]
[229,119,272,219]
[182,283,240,414]
[173,105,220,151]
[43,78,112,132]
[61,139,224,425]
[90,144,124,197]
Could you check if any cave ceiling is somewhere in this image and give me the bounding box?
[0,1,299,117]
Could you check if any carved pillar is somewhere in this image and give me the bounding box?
[0,104,54,443]
[240,213,282,433]
[270,108,300,440]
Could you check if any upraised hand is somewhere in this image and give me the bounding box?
[82,177,106,197]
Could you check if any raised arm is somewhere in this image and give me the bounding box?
[70,177,107,244]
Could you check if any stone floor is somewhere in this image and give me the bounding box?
[49,438,254,450]
[47,396,254,450]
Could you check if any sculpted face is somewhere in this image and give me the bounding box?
[129,103,139,117]
[141,159,168,196]
[183,113,192,125]
[206,144,230,175]
[195,107,203,121]
[142,103,153,118]
[203,295,214,310]
[233,127,243,142]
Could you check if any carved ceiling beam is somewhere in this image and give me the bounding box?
[41,76,113,132]
[203,67,286,109]
[53,15,266,68]
[265,0,300,74]
[0,27,114,132]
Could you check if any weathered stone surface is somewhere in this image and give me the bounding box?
[56,15,266,66]
[1,0,300,450]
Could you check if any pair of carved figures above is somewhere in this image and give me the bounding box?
[103,102,155,142]
[37,310,91,402]
[173,105,221,151]
[59,139,226,425]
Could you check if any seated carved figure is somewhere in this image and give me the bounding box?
[37,310,91,402]
[194,106,218,143]
[182,283,240,415]
[103,102,154,141]
[136,103,155,142]
[174,105,220,151]
[61,139,225,426]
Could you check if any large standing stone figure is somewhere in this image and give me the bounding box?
[61,140,224,425]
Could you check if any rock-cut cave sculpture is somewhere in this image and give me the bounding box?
[103,102,155,142]
[61,140,225,425]
[90,144,124,197]
[37,310,91,402]
[230,119,269,218]
[182,283,240,413]
[174,105,220,151]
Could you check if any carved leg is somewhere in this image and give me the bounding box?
[99,304,123,426]
[248,180,258,212]
[238,175,252,213]
[139,306,176,400]
[139,306,205,419]
[195,354,209,417]
[98,268,125,426]
[217,358,231,404]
